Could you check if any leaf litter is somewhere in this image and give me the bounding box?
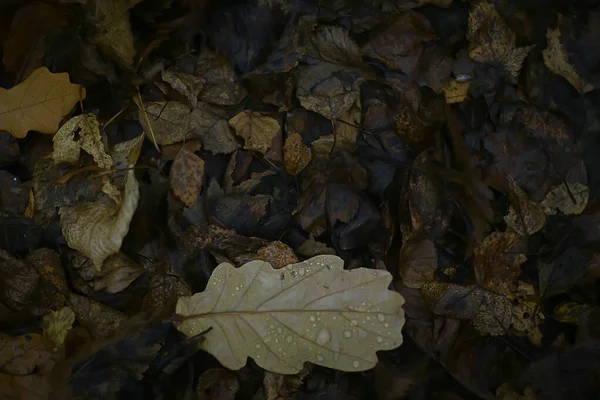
[1,0,600,398]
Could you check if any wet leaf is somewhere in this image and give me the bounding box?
[503,178,546,236]
[52,113,112,169]
[543,14,595,94]
[542,182,589,216]
[241,241,298,270]
[284,132,312,176]
[229,111,280,155]
[0,67,86,138]
[175,255,405,374]
[467,2,534,81]
[538,247,591,297]
[60,170,140,270]
[43,307,76,349]
[296,61,361,120]
[170,148,205,207]
[88,0,135,69]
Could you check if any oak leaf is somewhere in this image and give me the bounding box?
[0,67,86,139]
[175,255,405,374]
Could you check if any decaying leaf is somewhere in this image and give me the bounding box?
[68,293,126,337]
[542,182,589,216]
[88,0,135,69]
[229,111,280,154]
[75,252,143,294]
[296,62,361,120]
[0,67,86,138]
[52,113,112,169]
[284,133,312,176]
[196,50,247,105]
[170,148,205,207]
[467,2,534,81]
[398,239,438,289]
[442,79,470,104]
[60,170,140,270]
[504,178,546,236]
[0,333,57,375]
[161,69,205,108]
[543,14,595,94]
[175,255,405,374]
[43,307,76,349]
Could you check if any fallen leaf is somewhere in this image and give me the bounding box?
[308,25,363,67]
[296,61,361,120]
[504,178,546,236]
[142,273,191,315]
[175,255,405,374]
[170,148,205,207]
[296,237,336,257]
[442,79,470,104]
[361,11,437,75]
[398,239,438,289]
[68,293,126,337]
[2,1,67,79]
[161,69,205,108]
[553,302,591,324]
[467,1,534,81]
[196,368,239,400]
[60,170,140,270]
[543,14,595,94]
[236,241,298,270]
[76,252,143,293]
[542,182,589,216]
[0,333,56,374]
[538,246,591,297]
[284,132,312,176]
[43,307,76,349]
[229,111,280,154]
[196,50,247,105]
[0,67,86,138]
[88,0,135,69]
[52,113,112,169]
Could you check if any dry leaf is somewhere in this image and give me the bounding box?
[175,255,405,374]
[541,182,589,216]
[0,67,86,138]
[543,14,595,94]
[170,148,205,207]
[52,113,113,169]
[296,62,361,120]
[60,170,140,270]
[398,239,438,289]
[89,0,135,69]
[229,111,280,155]
[284,133,312,176]
[504,178,546,236]
[76,252,143,293]
[43,307,76,349]
[68,293,126,337]
[442,79,470,104]
[467,2,534,81]
[161,69,206,108]
[0,333,56,375]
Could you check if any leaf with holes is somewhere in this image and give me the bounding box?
[174,255,405,374]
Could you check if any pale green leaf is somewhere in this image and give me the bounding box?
[175,255,405,374]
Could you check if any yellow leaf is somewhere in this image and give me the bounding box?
[442,79,470,104]
[52,113,112,169]
[175,255,405,374]
[59,170,140,270]
[0,67,86,138]
[543,14,595,94]
[542,182,589,216]
[284,132,312,176]
[42,307,75,349]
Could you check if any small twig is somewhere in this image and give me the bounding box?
[134,88,160,151]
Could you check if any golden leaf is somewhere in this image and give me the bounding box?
[0,67,85,138]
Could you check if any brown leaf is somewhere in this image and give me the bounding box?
[142,273,191,315]
[170,148,205,207]
[76,252,143,294]
[284,132,312,176]
[88,0,135,69]
[0,249,45,315]
[236,241,299,270]
[473,232,526,295]
[296,61,361,120]
[2,1,67,79]
[503,178,546,236]
[68,293,126,338]
[161,69,206,108]
[28,248,69,309]
[196,50,247,105]
[543,14,595,94]
[196,368,239,400]
[308,25,363,67]
[467,1,534,81]
[229,111,280,154]
[399,239,438,289]
[442,79,470,104]
[361,11,437,75]
[0,67,86,138]
[0,333,57,375]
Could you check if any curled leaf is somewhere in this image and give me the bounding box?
[60,170,140,270]
[52,113,112,169]
[42,307,75,349]
[175,255,405,374]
